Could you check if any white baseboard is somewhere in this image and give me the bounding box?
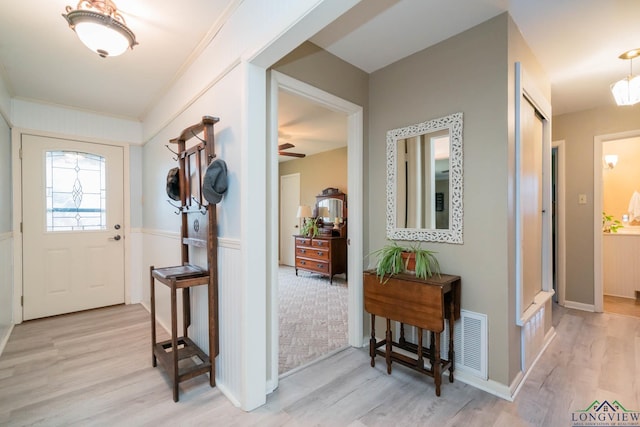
[563,300,595,312]
[0,323,14,357]
[510,326,557,400]
[453,326,557,402]
[449,369,514,401]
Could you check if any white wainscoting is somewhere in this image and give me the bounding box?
[603,233,640,298]
[0,232,14,356]
[128,229,144,304]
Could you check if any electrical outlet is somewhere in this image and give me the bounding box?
[578,194,587,204]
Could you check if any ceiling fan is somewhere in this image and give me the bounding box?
[278,142,306,158]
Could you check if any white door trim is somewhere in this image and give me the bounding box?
[280,173,300,266]
[552,140,566,306]
[12,128,131,324]
[267,70,364,392]
[593,128,640,313]
[514,62,554,326]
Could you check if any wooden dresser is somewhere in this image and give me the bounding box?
[294,235,347,284]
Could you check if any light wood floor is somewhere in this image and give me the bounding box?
[604,294,640,318]
[1,303,639,426]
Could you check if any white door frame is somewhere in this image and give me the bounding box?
[12,129,131,324]
[267,71,364,391]
[593,129,640,313]
[280,172,301,266]
[552,140,566,307]
[514,62,554,326]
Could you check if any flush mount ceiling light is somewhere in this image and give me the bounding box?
[611,49,640,106]
[63,0,138,58]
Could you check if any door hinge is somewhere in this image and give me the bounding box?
[19,147,22,159]
[20,222,23,233]
[21,296,23,307]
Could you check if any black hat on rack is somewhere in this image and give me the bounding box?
[166,167,180,201]
[203,158,228,204]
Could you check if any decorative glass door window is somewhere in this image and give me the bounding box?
[45,151,106,231]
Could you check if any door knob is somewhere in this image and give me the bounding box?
[109,234,121,241]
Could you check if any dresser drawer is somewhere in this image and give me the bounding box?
[295,246,329,261]
[311,239,329,248]
[295,237,312,247]
[296,258,329,273]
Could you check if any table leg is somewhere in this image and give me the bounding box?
[434,331,441,397]
[417,327,424,369]
[385,318,392,374]
[449,297,455,383]
[369,313,376,367]
[429,331,436,373]
[150,266,157,368]
[399,322,406,346]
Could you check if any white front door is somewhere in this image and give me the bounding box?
[280,173,300,266]
[22,134,125,320]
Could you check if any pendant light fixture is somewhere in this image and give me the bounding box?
[611,49,640,106]
[63,0,138,58]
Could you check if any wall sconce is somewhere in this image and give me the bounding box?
[604,154,618,169]
[611,49,640,106]
[63,0,138,58]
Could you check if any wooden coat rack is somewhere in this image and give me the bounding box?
[150,115,221,402]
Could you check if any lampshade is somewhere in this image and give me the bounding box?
[611,49,640,106]
[296,205,312,218]
[63,0,137,58]
[611,75,640,106]
[318,206,330,218]
[604,154,618,169]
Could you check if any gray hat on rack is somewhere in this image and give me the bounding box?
[203,158,228,204]
[166,167,180,201]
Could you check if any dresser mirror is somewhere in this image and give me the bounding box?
[316,187,347,237]
[386,112,463,243]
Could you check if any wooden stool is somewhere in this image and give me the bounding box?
[150,264,215,402]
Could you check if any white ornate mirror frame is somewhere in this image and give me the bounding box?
[386,112,463,243]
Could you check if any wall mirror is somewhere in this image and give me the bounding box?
[386,112,463,243]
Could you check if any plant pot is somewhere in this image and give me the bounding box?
[401,252,416,273]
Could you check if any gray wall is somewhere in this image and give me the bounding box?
[553,104,640,305]
[273,41,370,246]
[368,13,549,385]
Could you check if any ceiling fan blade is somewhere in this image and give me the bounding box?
[278,151,306,158]
[278,143,295,150]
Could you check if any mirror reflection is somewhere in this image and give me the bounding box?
[318,198,343,222]
[386,112,463,243]
[396,130,450,230]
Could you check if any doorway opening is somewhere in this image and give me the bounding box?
[276,90,349,375]
[596,132,640,318]
[266,71,364,391]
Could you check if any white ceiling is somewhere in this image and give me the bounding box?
[1,0,639,152]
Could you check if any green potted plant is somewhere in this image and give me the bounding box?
[369,241,440,283]
[602,211,623,233]
[301,217,320,238]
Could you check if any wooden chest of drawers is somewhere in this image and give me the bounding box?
[294,236,347,284]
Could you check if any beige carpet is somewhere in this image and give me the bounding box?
[278,266,348,374]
